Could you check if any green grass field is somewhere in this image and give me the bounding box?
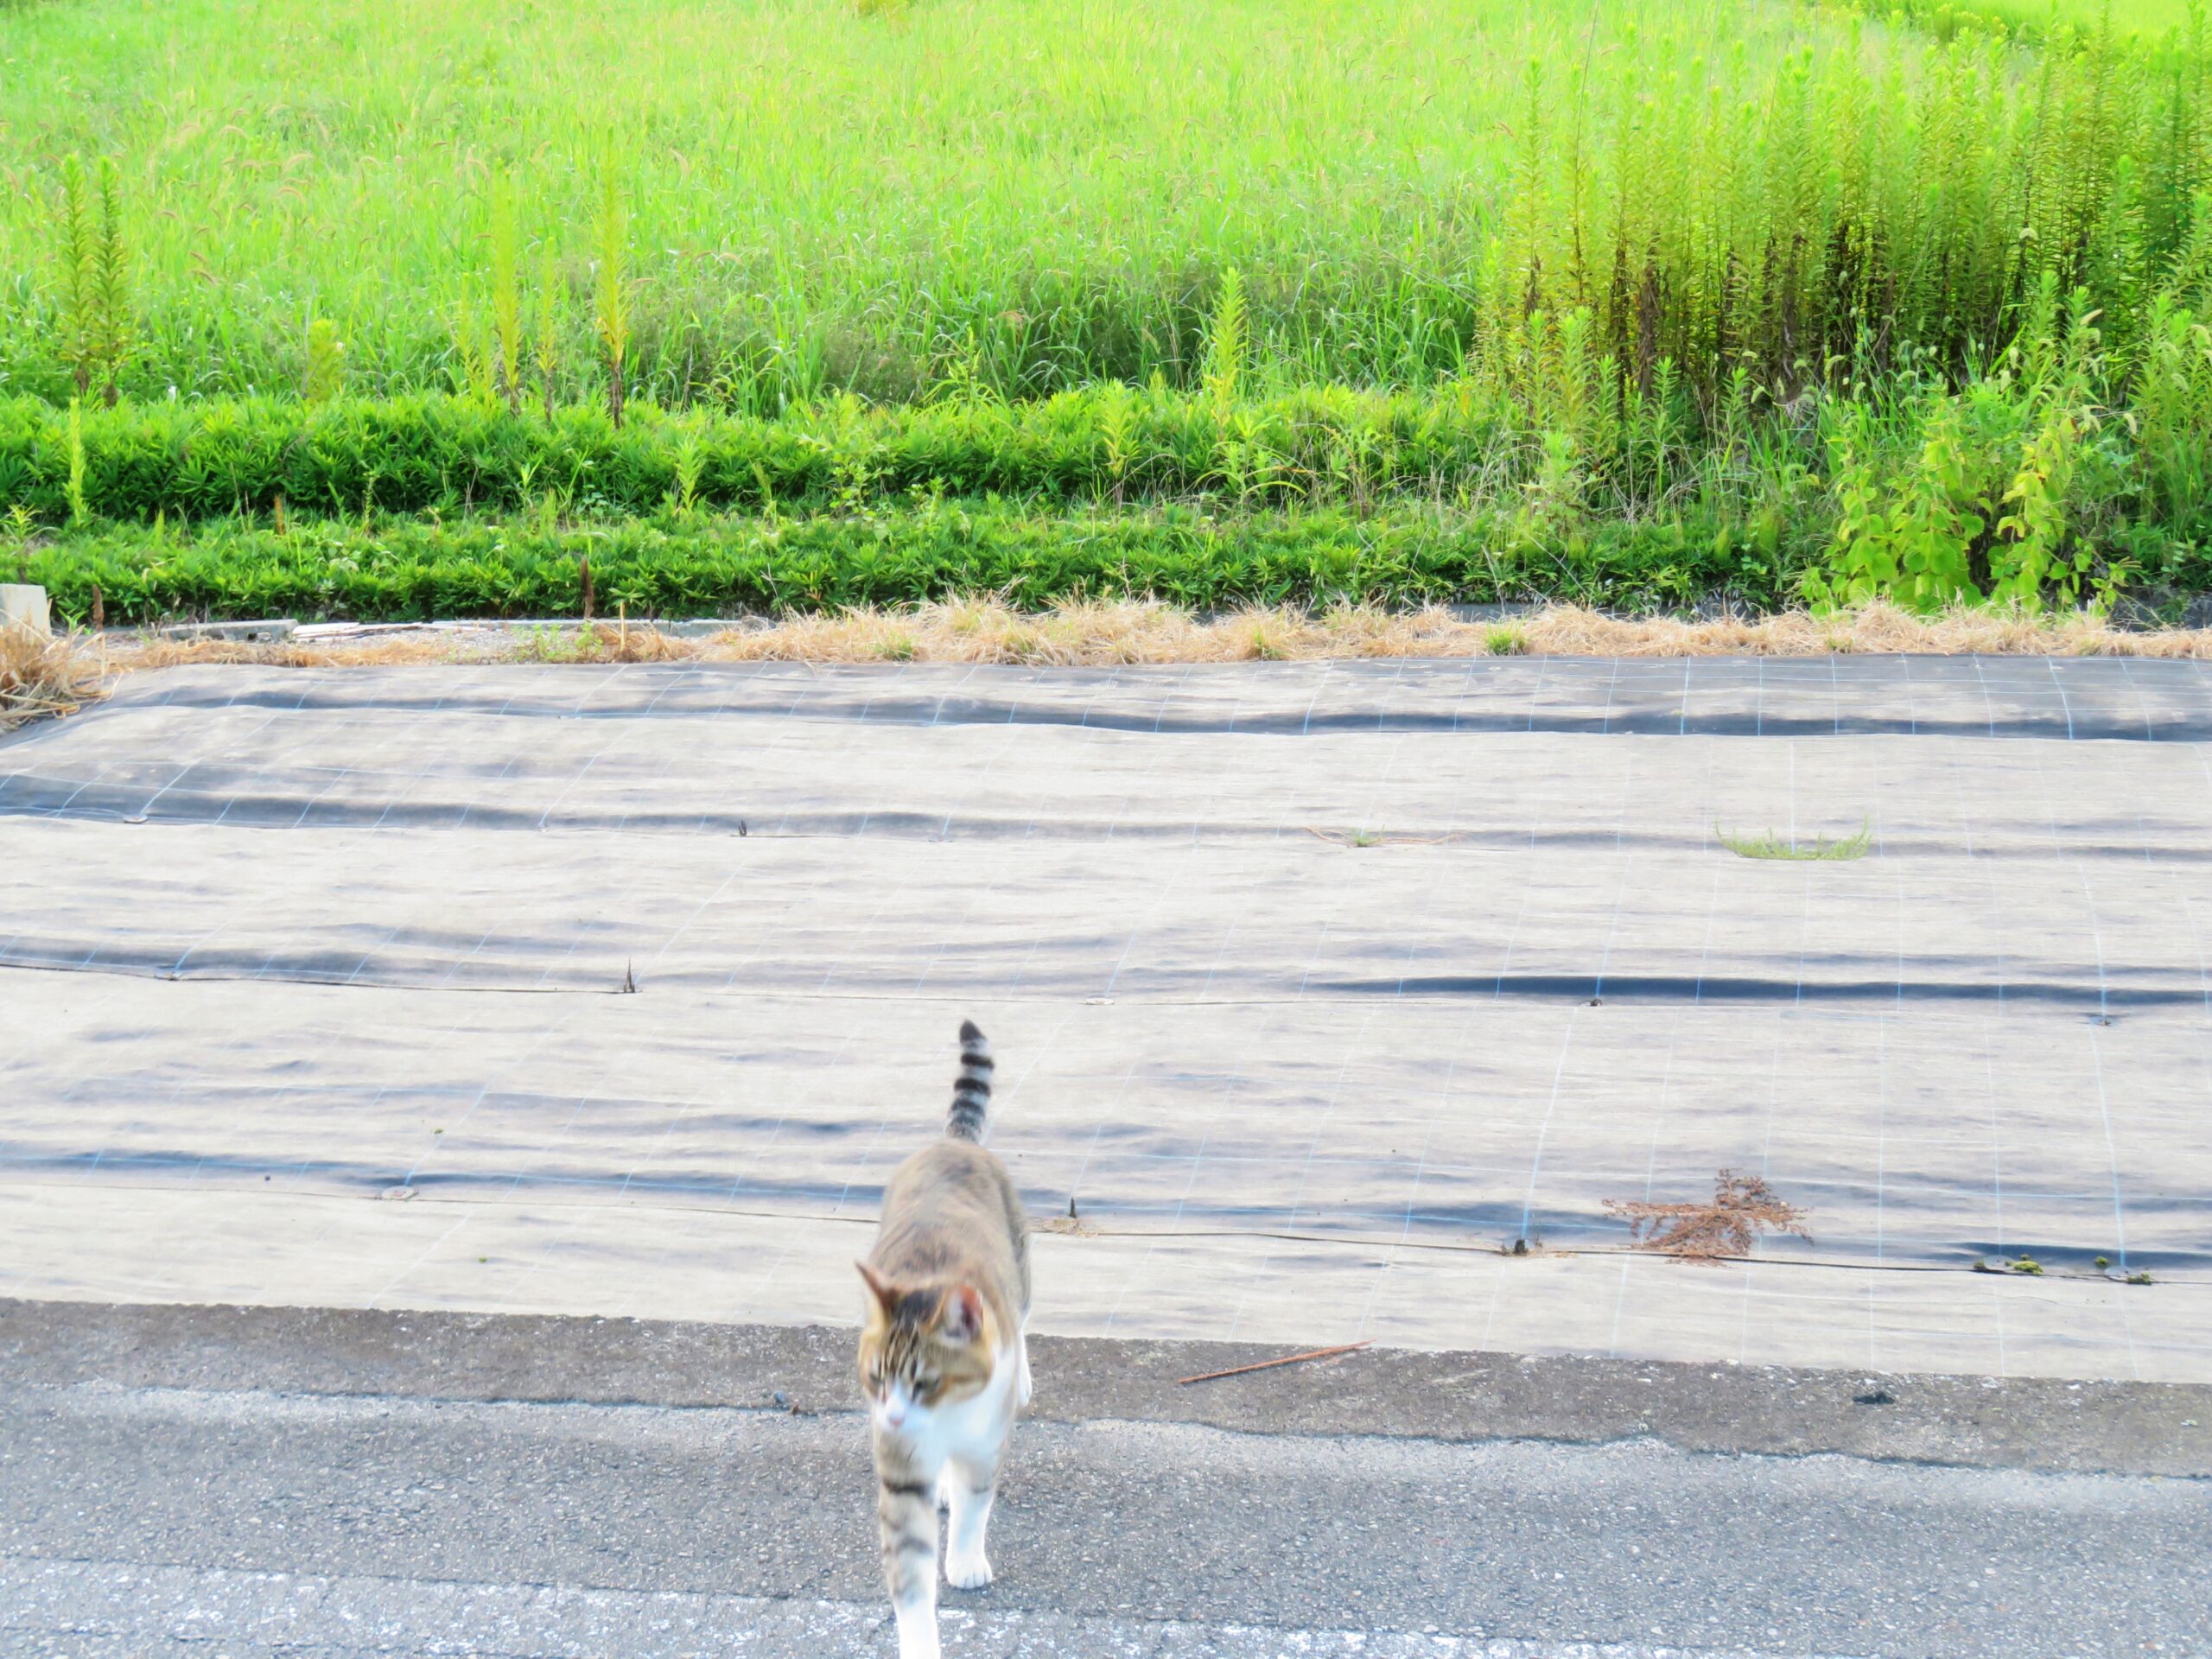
[0,0,1856,402]
[1918,0,2200,37]
[3,0,2209,620]
[5,0,2203,404]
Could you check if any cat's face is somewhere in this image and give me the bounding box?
[857,1264,997,1434]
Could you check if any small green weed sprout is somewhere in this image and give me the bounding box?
[518,623,582,662]
[1237,611,1284,659]
[1717,817,1872,861]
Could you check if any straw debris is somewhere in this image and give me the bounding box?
[85,601,2212,676]
[1605,1170,1813,1262]
[1,624,105,729]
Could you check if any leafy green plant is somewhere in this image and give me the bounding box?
[671,418,705,518]
[2134,292,2212,525]
[53,156,132,406]
[535,244,563,420]
[450,280,498,407]
[1202,267,1246,420]
[54,156,96,401]
[1096,380,1139,505]
[1992,396,2096,607]
[89,159,131,407]
[302,318,346,404]
[1801,272,2150,613]
[594,151,630,429]
[1804,398,1981,611]
[1986,284,2114,609]
[489,179,525,416]
[64,397,87,526]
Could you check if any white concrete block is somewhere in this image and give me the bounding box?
[0,583,50,637]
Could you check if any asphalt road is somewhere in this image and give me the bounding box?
[4,1306,2209,1659]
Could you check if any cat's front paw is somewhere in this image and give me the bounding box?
[944,1550,993,1590]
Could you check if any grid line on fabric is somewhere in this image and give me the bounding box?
[7,654,2212,1376]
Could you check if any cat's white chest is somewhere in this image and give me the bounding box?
[899,1348,1018,1464]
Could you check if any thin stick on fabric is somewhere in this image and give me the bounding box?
[1175,1341,1370,1385]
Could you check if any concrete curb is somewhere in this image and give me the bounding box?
[4,1298,2204,1478]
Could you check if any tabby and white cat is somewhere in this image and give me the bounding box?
[858,1020,1032,1659]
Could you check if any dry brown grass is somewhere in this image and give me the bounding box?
[711,600,2212,661]
[115,637,444,671]
[86,600,2212,675]
[1605,1170,1814,1262]
[1517,604,2212,658]
[108,620,691,671]
[705,599,1438,664]
[0,624,107,729]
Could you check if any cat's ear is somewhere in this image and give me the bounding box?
[938,1284,986,1344]
[855,1261,898,1317]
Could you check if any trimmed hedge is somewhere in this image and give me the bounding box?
[14,503,1805,624]
[0,390,1525,524]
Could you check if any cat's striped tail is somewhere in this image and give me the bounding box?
[948,1020,995,1142]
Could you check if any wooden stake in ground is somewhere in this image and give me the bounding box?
[1176,1340,1370,1385]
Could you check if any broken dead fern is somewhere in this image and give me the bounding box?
[1605,1169,1812,1262]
